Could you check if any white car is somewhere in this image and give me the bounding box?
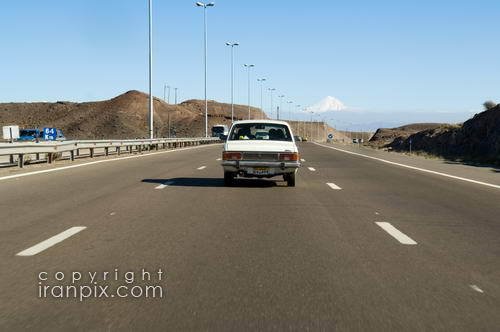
[221,120,301,186]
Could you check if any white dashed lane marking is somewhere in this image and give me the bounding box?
[300,158,306,162]
[470,285,484,293]
[216,158,222,161]
[197,166,207,170]
[155,182,171,189]
[16,227,87,256]
[375,222,417,245]
[326,182,342,190]
[308,167,316,172]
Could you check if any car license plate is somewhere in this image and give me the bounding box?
[253,167,273,175]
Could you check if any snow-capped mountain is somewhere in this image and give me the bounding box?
[307,96,347,113]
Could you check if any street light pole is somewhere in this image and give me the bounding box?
[287,101,293,120]
[268,88,276,119]
[226,42,239,123]
[167,85,171,103]
[257,78,266,119]
[196,2,215,137]
[174,87,178,104]
[148,0,154,139]
[244,64,255,120]
[277,94,285,120]
[296,105,301,135]
[310,111,314,140]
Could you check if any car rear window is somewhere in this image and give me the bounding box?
[229,123,292,141]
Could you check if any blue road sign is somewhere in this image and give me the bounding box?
[43,127,57,141]
[328,133,334,139]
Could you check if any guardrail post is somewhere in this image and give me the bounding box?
[90,148,94,158]
[9,154,14,164]
[155,144,159,151]
[76,149,80,157]
[117,147,121,155]
[18,154,24,168]
[35,153,40,160]
[138,145,142,153]
[47,153,53,164]
[70,150,75,161]
[104,147,109,156]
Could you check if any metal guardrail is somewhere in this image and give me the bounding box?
[0,137,221,168]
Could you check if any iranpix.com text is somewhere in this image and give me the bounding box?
[38,268,165,301]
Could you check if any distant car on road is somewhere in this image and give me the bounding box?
[221,120,301,187]
[211,124,229,139]
[294,135,302,142]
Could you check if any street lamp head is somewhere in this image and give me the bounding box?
[226,42,239,46]
[206,2,215,6]
[195,2,204,7]
[244,64,255,68]
[279,94,285,98]
[268,88,276,91]
[257,78,266,82]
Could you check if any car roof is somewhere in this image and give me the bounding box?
[231,119,291,126]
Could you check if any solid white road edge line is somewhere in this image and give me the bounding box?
[469,285,484,293]
[0,144,219,182]
[16,226,87,256]
[308,167,316,171]
[326,182,342,190]
[375,222,417,245]
[314,142,500,190]
[197,166,207,170]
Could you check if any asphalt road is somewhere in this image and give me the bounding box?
[0,142,499,331]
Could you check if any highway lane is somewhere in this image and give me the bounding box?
[0,142,499,330]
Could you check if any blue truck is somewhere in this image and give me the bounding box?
[18,128,66,141]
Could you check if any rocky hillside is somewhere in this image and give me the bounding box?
[369,105,500,165]
[368,123,443,148]
[0,90,266,139]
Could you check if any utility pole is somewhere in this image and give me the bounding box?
[257,78,266,119]
[278,94,285,120]
[244,64,255,120]
[148,0,154,139]
[195,2,215,137]
[268,88,276,119]
[226,42,239,122]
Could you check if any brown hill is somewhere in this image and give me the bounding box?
[388,105,500,164]
[0,90,267,139]
[368,123,444,148]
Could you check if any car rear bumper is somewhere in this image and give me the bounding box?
[221,160,300,176]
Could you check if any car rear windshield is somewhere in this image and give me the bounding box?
[212,127,225,134]
[229,123,292,141]
[20,130,39,137]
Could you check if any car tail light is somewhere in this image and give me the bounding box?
[223,151,242,160]
[279,152,299,161]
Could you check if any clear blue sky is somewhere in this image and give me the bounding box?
[0,0,498,113]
